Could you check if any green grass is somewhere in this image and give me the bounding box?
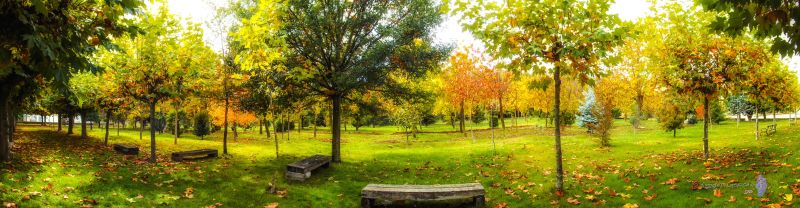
[2,118,800,207]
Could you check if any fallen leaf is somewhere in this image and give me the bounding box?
[714,189,722,198]
[623,203,639,208]
[183,187,194,198]
[566,197,581,205]
[276,190,287,198]
[644,194,657,201]
[264,202,279,208]
[664,178,679,185]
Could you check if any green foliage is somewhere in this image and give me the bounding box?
[710,101,727,124]
[67,71,101,110]
[701,0,800,56]
[727,94,754,117]
[193,111,211,138]
[577,89,597,129]
[471,108,486,124]
[550,112,576,126]
[658,99,688,135]
[0,0,143,86]
[274,120,295,132]
[167,111,190,135]
[490,116,499,128]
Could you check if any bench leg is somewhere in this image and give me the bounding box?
[361,198,375,208]
[473,195,485,207]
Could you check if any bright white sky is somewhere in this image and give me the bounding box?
[161,0,800,76]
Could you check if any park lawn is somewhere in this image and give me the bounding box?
[1,118,800,207]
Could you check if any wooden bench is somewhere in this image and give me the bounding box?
[285,155,331,181]
[171,149,218,162]
[360,183,485,208]
[761,124,776,136]
[113,144,139,155]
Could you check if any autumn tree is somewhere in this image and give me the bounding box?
[658,94,691,137]
[0,0,143,161]
[726,94,753,127]
[237,0,448,162]
[740,59,797,139]
[453,0,625,191]
[615,19,661,130]
[67,71,101,139]
[593,72,632,147]
[658,8,767,159]
[441,46,492,133]
[110,6,211,163]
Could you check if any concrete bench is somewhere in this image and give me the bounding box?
[360,183,485,208]
[113,144,139,155]
[171,149,218,162]
[285,155,331,181]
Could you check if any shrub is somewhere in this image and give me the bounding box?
[548,112,576,126]
[274,120,295,132]
[490,116,499,128]
[471,108,486,124]
[193,112,211,139]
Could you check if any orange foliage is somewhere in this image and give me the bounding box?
[442,46,506,111]
[209,101,258,126]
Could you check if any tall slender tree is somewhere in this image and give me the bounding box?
[452,0,625,192]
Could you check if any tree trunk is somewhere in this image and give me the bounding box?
[139,119,144,140]
[459,102,465,134]
[104,110,111,145]
[57,113,62,132]
[331,95,342,162]
[773,110,776,124]
[450,113,455,129]
[233,122,238,142]
[0,88,12,162]
[634,94,643,133]
[41,115,46,126]
[756,105,760,140]
[266,119,271,139]
[553,65,564,192]
[274,124,279,159]
[737,114,740,128]
[406,127,410,144]
[673,129,676,137]
[702,96,709,160]
[313,112,318,139]
[149,101,158,163]
[174,105,180,144]
[223,93,229,154]
[286,113,290,141]
[259,119,263,135]
[67,114,75,135]
[80,110,88,139]
[499,96,505,129]
[513,108,518,127]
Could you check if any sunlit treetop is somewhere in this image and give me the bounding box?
[450,0,627,85]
